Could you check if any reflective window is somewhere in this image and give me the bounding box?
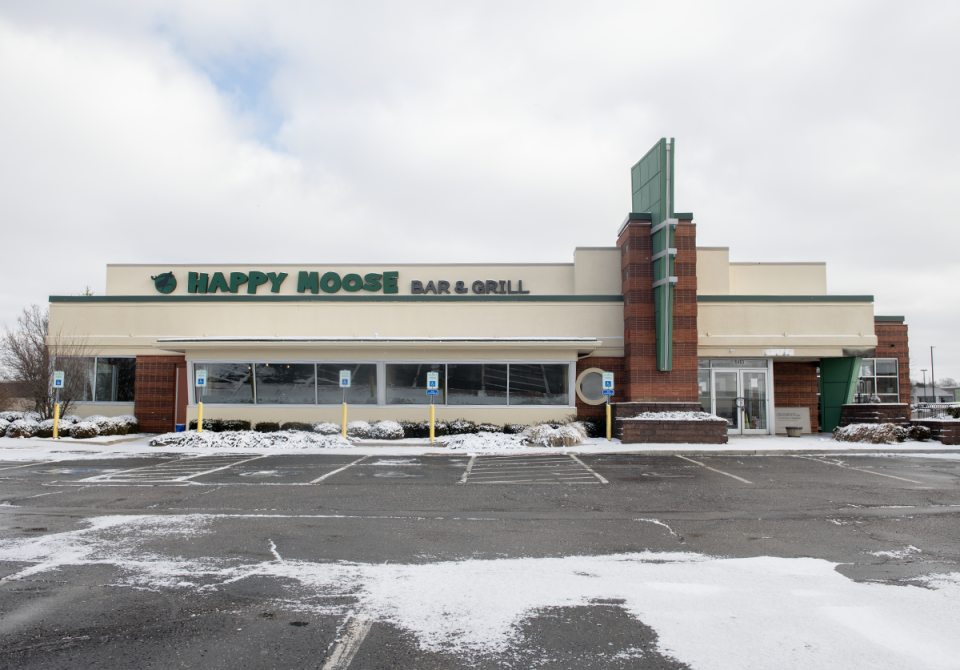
[254,363,316,404]
[857,357,898,403]
[579,371,604,402]
[698,369,711,413]
[447,364,507,405]
[386,363,445,404]
[197,363,255,404]
[95,357,136,402]
[317,363,377,404]
[508,364,568,405]
[78,357,96,402]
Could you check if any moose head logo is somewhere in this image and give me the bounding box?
[151,272,177,294]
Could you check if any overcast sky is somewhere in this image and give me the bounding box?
[0,0,957,383]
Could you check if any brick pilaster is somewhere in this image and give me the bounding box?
[874,319,910,402]
[134,355,186,434]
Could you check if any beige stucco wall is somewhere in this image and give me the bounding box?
[573,248,621,295]
[696,248,731,295]
[49,300,626,358]
[729,263,827,295]
[184,405,577,426]
[698,301,877,358]
[67,404,136,419]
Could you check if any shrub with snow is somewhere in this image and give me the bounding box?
[369,420,404,440]
[220,420,251,432]
[523,422,587,447]
[6,419,41,438]
[110,415,139,435]
[475,423,502,433]
[346,421,372,438]
[36,419,57,438]
[23,412,42,422]
[280,422,313,432]
[83,415,117,436]
[69,421,100,439]
[0,411,23,422]
[312,422,341,435]
[61,414,81,424]
[255,422,281,433]
[503,424,528,434]
[149,430,352,449]
[0,419,9,435]
[908,425,931,442]
[447,420,476,435]
[833,423,908,444]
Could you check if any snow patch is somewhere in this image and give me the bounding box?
[149,430,352,449]
[621,411,727,421]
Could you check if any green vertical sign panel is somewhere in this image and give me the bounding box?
[820,357,862,433]
[631,138,677,371]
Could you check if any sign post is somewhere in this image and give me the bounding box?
[195,368,207,433]
[426,372,439,442]
[53,371,64,439]
[340,370,352,438]
[602,372,615,441]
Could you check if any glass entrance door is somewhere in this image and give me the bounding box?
[707,368,769,435]
[714,371,740,432]
[740,370,768,434]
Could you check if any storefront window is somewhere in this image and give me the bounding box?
[71,356,135,403]
[858,358,898,403]
[447,364,508,405]
[254,363,316,404]
[317,363,377,404]
[197,363,255,404]
[698,369,711,413]
[386,363,445,404]
[508,364,568,405]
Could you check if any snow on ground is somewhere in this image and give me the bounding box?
[0,514,958,668]
[621,411,727,421]
[0,432,956,463]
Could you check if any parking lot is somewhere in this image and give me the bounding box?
[1,450,959,668]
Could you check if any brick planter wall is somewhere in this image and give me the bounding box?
[839,403,910,427]
[612,401,727,444]
[134,355,186,434]
[773,361,820,433]
[910,420,960,445]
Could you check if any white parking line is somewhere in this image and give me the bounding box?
[0,462,41,472]
[463,455,606,484]
[321,614,373,670]
[795,455,923,484]
[309,456,369,484]
[675,455,752,484]
[458,455,477,484]
[569,455,609,484]
[81,455,267,483]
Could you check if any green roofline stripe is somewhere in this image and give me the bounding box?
[697,295,874,303]
[49,294,624,304]
[874,315,905,322]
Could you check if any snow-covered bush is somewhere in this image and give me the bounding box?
[69,421,100,439]
[312,422,341,435]
[280,422,313,432]
[254,422,281,433]
[833,423,908,444]
[503,424,528,434]
[523,422,587,447]
[909,425,931,442]
[6,419,40,438]
[112,415,140,435]
[83,415,117,436]
[220,420,250,432]
[447,420,476,435]
[346,421,371,438]
[0,419,9,435]
[23,412,42,422]
[0,411,23,422]
[61,414,81,424]
[36,419,57,438]
[369,420,404,440]
[475,423,502,433]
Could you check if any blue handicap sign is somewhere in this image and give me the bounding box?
[602,389,614,396]
[427,389,439,396]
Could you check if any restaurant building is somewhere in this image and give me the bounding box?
[48,139,909,439]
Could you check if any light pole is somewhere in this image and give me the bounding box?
[921,369,927,403]
[931,346,936,403]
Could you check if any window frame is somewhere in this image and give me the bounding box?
[71,356,137,405]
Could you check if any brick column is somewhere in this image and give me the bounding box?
[618,217,698,401]
[773,361,821,433]
[134,355,186,434]
[874,319,910,402]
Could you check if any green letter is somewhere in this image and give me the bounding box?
[188,272,208,294]
[208,272,230,293]
[297,271,319,294]
[267,272,287,293]
[247,271,268,294]
[229,272,248,293]
[342,273,363,292]
[362,273,382,292]
[320,271,341,294]
[383,271,399,294]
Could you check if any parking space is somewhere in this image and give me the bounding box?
[336,455,473,485]
[80,454,267,484]
[461,455,607,484]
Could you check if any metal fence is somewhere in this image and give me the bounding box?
[912,404,960,420]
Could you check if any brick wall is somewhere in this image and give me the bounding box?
[911,420,960,445]
[134,355,186,434]
[618,218,698,402]
[616,417,728,444]
[874,319,910,402]
[840,403,910,427]
[575,356,625,418]
[773,361,821,433]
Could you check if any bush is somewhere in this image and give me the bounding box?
[255,422,281,433]
[398,421,448,438]
[280,422,313,432]
[571,415,603,438]
[524,422,588,447]
[0,419,8,435]
[833,423,908,444]
[369,420,404,440]
[909,425,932,442]
[61,414,81,424]
[447,420,476,435]
[6,419,40,438]
[23,412,42,422]
[220,419,250,432]
[69,421,100,439]
[399,421,421,438]
[503,424,528,434]
[346,421,372,438]
[313,422,341,435]
[948,407,960,419]
[36,419,56,438]
[475,423,502,433]
[84,415,117,436]
[112,415,140,435]
[0,411,23,422]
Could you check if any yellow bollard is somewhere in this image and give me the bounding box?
[342,402,347,438]
[606,402,611,441]
[429,404,435,442]
[53,403,60,439]
[198,402,203,433]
